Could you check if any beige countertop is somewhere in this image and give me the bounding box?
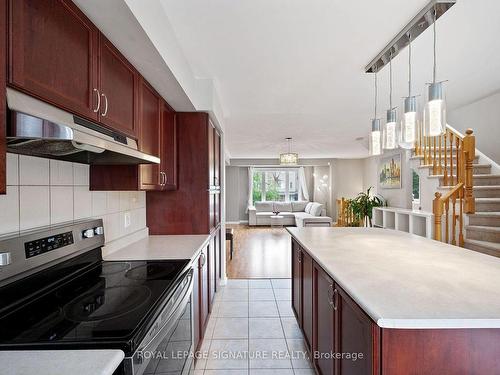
[103,234,211,262]
[287,227,500,329]
[0,350,124,375]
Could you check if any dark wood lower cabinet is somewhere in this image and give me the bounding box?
[292,237,500,375]
[292,240,302,324]
[192,254,201,350]
[199,247,209,341]
[336,287,380,375]
[302,250,313,351]
[313,261,335,375]
[208,235,216,311]
[0,0,6,195]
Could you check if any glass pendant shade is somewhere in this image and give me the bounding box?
[369,119,382,156]
[399,96,418,149]
[383,109,398,150]
[424,82,446,136]
[279,152,298,165]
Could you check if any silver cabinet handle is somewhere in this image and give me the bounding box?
[200,252,206,267]
[101,93,109,117]
[160,172,166,186]
[93,88,101,113]
[327,284,334,307]
[333,288,338,311]
[297,250,302,263]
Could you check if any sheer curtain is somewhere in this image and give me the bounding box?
[298,167,310,201]
[246,166,254,212]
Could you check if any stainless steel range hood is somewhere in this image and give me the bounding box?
[6,88,160,165]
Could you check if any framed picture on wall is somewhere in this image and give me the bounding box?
[379,154,402,189]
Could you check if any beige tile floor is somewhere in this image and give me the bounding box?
[193,279,315,375]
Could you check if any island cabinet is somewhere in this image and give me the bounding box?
[292,238,380,375]
[1,0,6,195]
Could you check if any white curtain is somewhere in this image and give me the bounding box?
[298,167,310,201]
[246,166,254,212]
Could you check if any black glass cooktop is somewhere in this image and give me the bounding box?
[0,251,189,353]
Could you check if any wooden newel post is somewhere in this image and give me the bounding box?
[433,192,443,242]
[463,129,475,214]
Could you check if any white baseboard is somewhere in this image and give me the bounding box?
[226,220,249,225]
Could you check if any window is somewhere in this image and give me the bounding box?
[252,169,300,203]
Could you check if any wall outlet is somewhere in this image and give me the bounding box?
[124,212,131,228]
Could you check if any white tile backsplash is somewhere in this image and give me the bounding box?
[92,191,107,216]
[1,153,147,242]
[74,186,92,220]
[6,153,19,186]
[50,160,74,185]
[19,156,49,185]
[50,186,74,224]
[0,186,20,234]
[20,186,50,230]
[73,163,90,186]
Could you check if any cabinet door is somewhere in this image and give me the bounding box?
[99,35,138,138]
[336,287,378,375]
[208,235,216,311]
[214,130,221,225]
[291,239,302,324]
[208,124,216,231]
[161,102,178,190]
[1,0,6,195]
[199,248,209,339]
[9,0,99,120]
[193,258,201,351]
[302,250,314,352]
[138,79,161,190]
[313,262,335,375]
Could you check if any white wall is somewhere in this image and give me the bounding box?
[0,154,147,243]
[448,91,500,164]
[362,150,413,209]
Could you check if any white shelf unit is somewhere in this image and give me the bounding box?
[372,207,433,239]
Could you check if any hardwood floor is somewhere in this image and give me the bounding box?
[226,225,291,279]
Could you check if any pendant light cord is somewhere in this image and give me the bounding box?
[433,8,437,83]
[389,51,393,109]
[374,69,378,118]
[408,34,412,97]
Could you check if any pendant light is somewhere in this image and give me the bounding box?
[280,137,298,165]
[369,67,381,156]
[399,33,419,149]
[383,51,398,150]
[424,8,446,136]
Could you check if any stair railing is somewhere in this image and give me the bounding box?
[429,128,476,246]
[336,198,362,227]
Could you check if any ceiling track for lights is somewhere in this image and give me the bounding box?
[364,0,456,74]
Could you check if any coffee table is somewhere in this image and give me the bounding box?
[270,215,284,228]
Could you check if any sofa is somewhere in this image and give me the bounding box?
[248,201,332,227]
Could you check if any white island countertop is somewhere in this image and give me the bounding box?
[0,350,124,375]
[104,234,211,262]
[287,227,500,329]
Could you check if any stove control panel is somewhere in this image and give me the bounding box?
[24,231,74,259]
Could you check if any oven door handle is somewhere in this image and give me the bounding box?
[137,269,194,355]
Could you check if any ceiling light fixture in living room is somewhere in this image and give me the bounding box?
[280,137,298,165]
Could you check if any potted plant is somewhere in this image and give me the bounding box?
[350,187,383,227]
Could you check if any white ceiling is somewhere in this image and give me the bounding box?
[158,0,500,159]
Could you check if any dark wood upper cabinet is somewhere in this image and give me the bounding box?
[160,102,177,190]
[146,112,222,235]
[1,0,6,195]
[138,78,162,190]
[313,261,335,375]
[9,0,99,121]
[98,35,138,138]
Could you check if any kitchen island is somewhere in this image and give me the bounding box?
[287,227,500,375]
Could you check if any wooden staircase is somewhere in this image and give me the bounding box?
[414,126,500,258]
